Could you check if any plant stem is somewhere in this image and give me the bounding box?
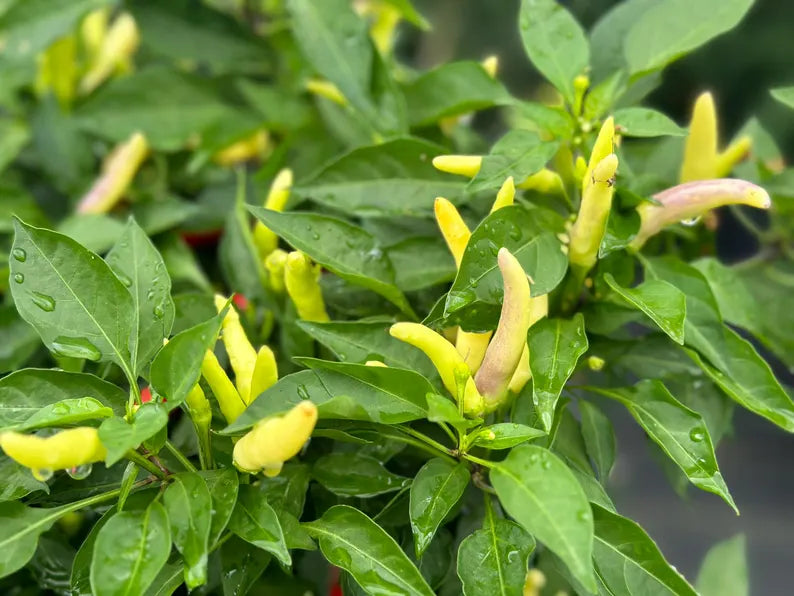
[463,453,495,468]
[164,441,198,473]
[125,450,167,480]
[61,478,155,516]
[438,421,457,444]
[392,427,458,465]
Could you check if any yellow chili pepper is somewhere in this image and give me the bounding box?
[365,360,388,367]
[516,168,564,194]
[0,428,107,478]
[432,155,482,178]
[474,249,532,410]
[582,117,614,194]
[250,346,278,404]
[264,248,288,293]
[214,295,257,404]
[482,55,499,78]
[35,35,77,108]
[76,132,149,214]
[680,92,718,182]
[631,178,771,249]
[233,401,318,477]
[523,569,547,596]
[201,349,246,423]
[715,136,752,177]
[213,130,270,166]
[306,79,347,106]
[490,176,516,212]
[507,293,549,394]
[285,252,329,322]
[568,153,619,273]
[354,0,402,54]
[390,322,484,416]
[434,197,470,267]
[253,168,293,259]
[80,8,110,61]
[79,12,140,95]
[185,384,211,426]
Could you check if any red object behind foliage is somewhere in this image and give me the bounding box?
[232,293,249,310]
[140,386,152,403]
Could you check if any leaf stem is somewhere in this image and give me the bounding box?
[463,453,495,468]
[394,426,458,465]
[125,450,167,480]
[164,441,198,473]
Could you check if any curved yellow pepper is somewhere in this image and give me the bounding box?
[201,349,246,424]
[81,8,110,61]
[432,155,482,178]
[215,295,257,404]
[507,293,549,394]
[490,176,516,212]
[680,92,718,183]
[285,252,329,322]
[434,197,470,267]
[582,117,614,194]
[250,346,278,404]
[233,401,318,477]
[213,130,270,166]
[79,12,140,95]
[264,248,288,293]
[306,79,347,106]
[0,428,107,477]
[390,322,484,416]
[715,136,752,178]
[253,168,293,259]
[516,168,563,195]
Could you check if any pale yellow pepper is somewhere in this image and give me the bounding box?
[285,252,330,322]
[79,12,140,95]
[215,295,258,404]
[213,130,270,166]
[201,349,246,424]
[264,248,289,293]
[0,428,107,478]
[253,169,293,259]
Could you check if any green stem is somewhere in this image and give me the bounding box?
[438,421,457,445]
[125,450,167,480]
[192,420,213,470]
[393,427,458,465]
[61,478,155,516]
[164,441,198,473]
[463,453,495,468]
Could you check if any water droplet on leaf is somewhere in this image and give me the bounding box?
[117,273,132,287]
[689,428,705,442]
[12,248,26,262]
[13,273,24,283]
[153,304,165,319]
[31,292,55,312]
[51,336,102,361]
[67,464,93,480]
[297,384,310,400]
[446,290,476,313]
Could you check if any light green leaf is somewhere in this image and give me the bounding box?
[696,534,748,596]
[14,398,112,432]
[625,0,754,75]
[10,220,134,378]
[426,393,483,430]
[248,208,415,317]
[90,502,171,596]
[388,237,456,292]
[528,314,589,431]
[0,501,74,579]
[220,536,271,595]
[70,507,115,596]
[0,118,29,173]
[314,452,409,498]
[228,486,291,567]
[106,218,175,374]
[518,0,589,104]
[468,423,545,450]
[614,107,686,137]
[163,473,211,590]
[592,504,698,596]
[201,469,239,546]
[98,404,170,465]
[0,305,40,374]
[469,130,559,192]
[0,455,49,502]
[304,505,434,596]
[590,380,737,512]
[409,458,469,556]
[589,0,656,81]
[605,273,686,344]
[578,401,616,481]
[491,445,596,592]
[771,86,794,110]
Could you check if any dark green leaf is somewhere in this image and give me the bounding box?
[0,501,73,579]
[614,107,686,137]
[409,458,469,556]
[578,401,616,480]
[90,502,171,596]
[70,508,116,596]
[106,218,175,374]
[426,393,482,430]
[771,86,794,110]
[163,473,212,589]
[220,536,271,596]
[468,423,545,450]
[388,237,456,292]
[98,404,170,465]
[528,314,588,431]
[0,305,40,373]
[228,486,291,567]
[202,469,239,546]
[696,534,748,596]
[0,455,49,502]
[491,445,596,592]
[469,130,558,192]
[313,452,409,498]
[304,505,434,596]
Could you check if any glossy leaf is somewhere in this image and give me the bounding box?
[578,401,616,480]
[468,423,545,450]
[220,536,271,596]
[98,404,170,465]
[314,452,409,498]
[613,107,686,137]
[70,507,116,596]
[592,503,698,596]
[0,305,39,374]
[150,312,224,409]
[491,445,596,592]
[605,273,686,344]
[248,208,414,317]
[304,505,434,596]
[409,458,469,556]
[0,455,49,502]
[469,130,559,192]
[528,314,588,431]
[163,473,211,589]
[228,485,291,567]
[14,397,112,432]
[0,501,70,578]
[9,219,134,377]
[696,534,748,596]
[293,139,464,217]
[90,502,171,596]
[106,218,175,375]
[518,0,589,103]
[426,393,483,430]
[591,380,737,512]
[771,86,794,110]
[388,237,456,292]
[202,469,239,546]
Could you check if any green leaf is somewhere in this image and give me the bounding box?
[150,312,224,409]
[304,505,434,596]
[228,485,291,567]
[469,130,559,193]
[409,458,469,556]
[513,101,576,139]
[202,469,239,546]
[589,0,656,81]
[9,220,135,377]
[604,273,686,344]
[518,0,589,104]
[292,138,463,217]
[0,118,29,174]
[388,237,456,292]
[426,393,482,430]
[90,502,171,596]
[528,314,589,431]
[144,562,184,596]
[444,205,567,332]
[56,214,127,254]
[70,507,115,596]
[771,86,794,110]
[578,401,616,481]
[592,503,698,596]
[0,455,49,502]
[163,473,212,590]
[220,536,271,595]
[457,513,535,596]
[403,61,512,126]
[257,463,312,518]
[0,501,74,579]
[0,368,125,430]
[696,534,748,596]
[613,107,686,137]
[313,452,409,498]
[0,305,40,373]
[106,218,175,374]
[13,397,112,432]
[296,319,437,380]
[624,0,754,75]
[248,208,415,317]
[644,256,794,432]
[491,445,596,592]
[98,404,170,465]
[590,380,737,512]
[468,423,545,450]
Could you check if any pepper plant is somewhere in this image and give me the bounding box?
[1,0,793,594]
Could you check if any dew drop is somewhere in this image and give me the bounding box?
[297,384,310,400]
[312,233,320,240]
[66,464,93,480]
[696,457,707,467]
[146,289,156,301]
[153,304,165,319]
[32,468,53,481]
[31,292,55,312]
[508,226,522,242]
[689,428,705,442]
[680,216,701,227]
[470,279,479,288]
[542,460,552,470]
[577,509,590,521]
[12,248,26,262]
[117,273,132,287]
[529,453,540,464]
[13,273,24,284]
[446,290,476,313]
[51,336,102,361]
